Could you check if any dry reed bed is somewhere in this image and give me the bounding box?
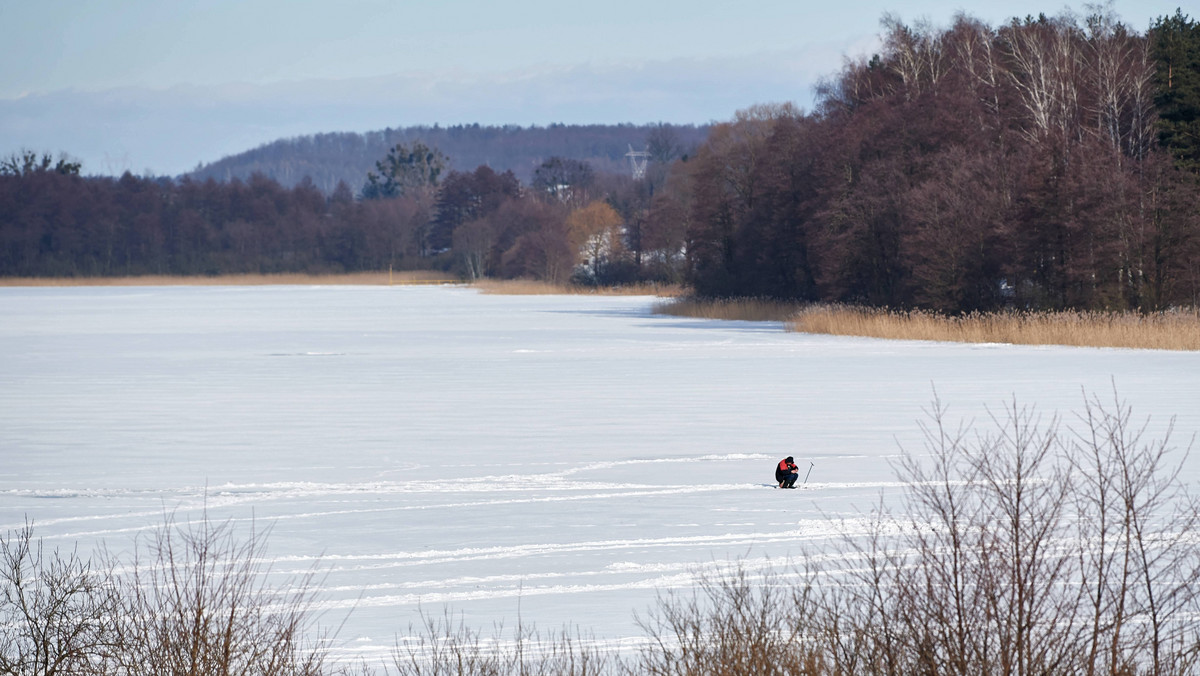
[652,297,1200,351]
[472,279,684,296]
[651,296,805,322]
[0,274,681,296]
[0,271,461,287]
[791,305,1200,351]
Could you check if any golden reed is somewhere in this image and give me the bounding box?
[651,297,804,322]
[474,279,684,296]
[790,305,1200,351]
[652,298,1200,351]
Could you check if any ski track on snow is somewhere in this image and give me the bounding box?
[1,476,898,538]
[8,287,1196,665]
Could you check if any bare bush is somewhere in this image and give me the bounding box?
[813,389,1200,676]
[0,521,115,674]
[1068,391,1200,675]
[2,512,355,675]
[633,565,824,676]
[101,512,340,676]
[391,608,611,676]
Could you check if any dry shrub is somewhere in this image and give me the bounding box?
[391,608,611,676]
[651,297,805,322]
[1,513,356,675]
[814,389,1200,676]
[103,512,339,676]
[634,566,825,676]
[0,521,114,674]
[791,305,1200,351]
[394,566,828,676]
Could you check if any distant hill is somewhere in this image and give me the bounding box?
[186,123,710,194]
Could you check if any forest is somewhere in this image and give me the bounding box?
[680,9,1200,312]
[2,8,1199,314]
[185,123,711,193]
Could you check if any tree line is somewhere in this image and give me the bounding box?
[3,9,1199,315]
[0,123,689,283]
[186,123,709,193]
[674,8,1200,312]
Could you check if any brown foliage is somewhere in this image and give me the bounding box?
[678,10,1200,312]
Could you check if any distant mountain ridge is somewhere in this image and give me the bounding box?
[186,123,710,194]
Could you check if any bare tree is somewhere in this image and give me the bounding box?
[1078,7,1157,163]
[453,218,495,281]
[882,14,948,99]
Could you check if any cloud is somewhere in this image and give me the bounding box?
[0,44,870,177]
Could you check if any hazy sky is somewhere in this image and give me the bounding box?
[0,0,1185,176]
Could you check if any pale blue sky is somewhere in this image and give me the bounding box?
[0,0,1185,175]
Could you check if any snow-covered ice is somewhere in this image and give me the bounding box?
[2,285,1198,664]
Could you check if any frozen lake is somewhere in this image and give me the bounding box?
[3,285,1199,664]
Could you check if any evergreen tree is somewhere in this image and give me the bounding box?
[1151,10,1200,175]
[361,142,447,200]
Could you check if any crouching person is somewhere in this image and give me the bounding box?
[776,456,799,489]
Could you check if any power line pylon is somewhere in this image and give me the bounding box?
[625,145,650,180]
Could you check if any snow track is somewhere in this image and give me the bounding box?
[3,285,1198,664]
